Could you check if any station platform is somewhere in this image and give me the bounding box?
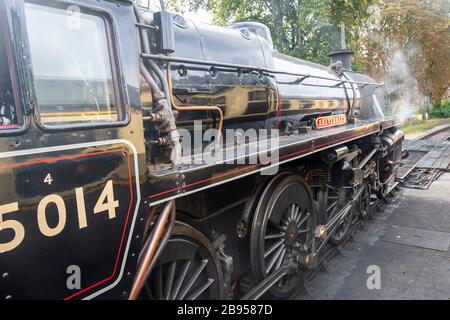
[295,172,450,300]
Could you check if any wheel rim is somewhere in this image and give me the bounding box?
[143,223,223,300]
[251,175,315,298]
[264,203,311,275]
[357,184,371,219]
[325,187,353,244]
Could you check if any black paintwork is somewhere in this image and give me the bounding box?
[0,0,145,300]
[0,0,399,299]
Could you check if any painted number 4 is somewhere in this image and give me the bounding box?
[44,173,53,185]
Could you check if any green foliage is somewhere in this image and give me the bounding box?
[430,100,450,119]
[167,0,373,65]
[166,0,449,102]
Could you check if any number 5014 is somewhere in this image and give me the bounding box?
[0,180,119,253]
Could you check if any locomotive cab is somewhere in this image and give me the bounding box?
[0,20,18,129]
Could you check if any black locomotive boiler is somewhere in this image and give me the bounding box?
[0,0,403,300]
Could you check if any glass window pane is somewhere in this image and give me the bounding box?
[24,3,119,125]
[0,22,18,129]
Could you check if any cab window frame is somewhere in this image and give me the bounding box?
[23,0,129,132]
[0,1,27,137]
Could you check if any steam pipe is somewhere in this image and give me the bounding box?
[133,3,171,102]
[134,3,165,100]
[167,63,224,145]
[129,200,175,300]
[342,72,357,117]
[141,53,385,88]
[140,63,164,101]
[158,0,166,11]
[144,204,175,277]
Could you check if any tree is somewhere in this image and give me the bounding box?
[356,0,450,113]
[166,0,373,65]
[166,0,450,104]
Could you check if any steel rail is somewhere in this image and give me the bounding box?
[398,126,450,181]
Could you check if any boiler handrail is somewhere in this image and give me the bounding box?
[141,53,385,88]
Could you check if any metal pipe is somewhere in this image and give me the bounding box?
[144,204,175,278]
[158,0,166,11]
[129,200,175,300]
[133,4,165,100]
[342,71,357,117]
[141,53,385,88]
[167,63,224,145]
[140,63,163,100]
[137,9,172,104]
[241,266,290,300]
[134,3,172,102]
[135,22,159,31]
[357,148,378,170]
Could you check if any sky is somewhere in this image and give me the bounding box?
[183,8,212,24]
[140,0,213,24]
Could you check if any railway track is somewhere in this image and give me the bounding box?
[398,124,450,180]
[242,125,450,301]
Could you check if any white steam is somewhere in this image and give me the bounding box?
[383,46,426,124]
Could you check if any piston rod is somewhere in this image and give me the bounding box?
[314,184,365,257]
[241,265,291,300]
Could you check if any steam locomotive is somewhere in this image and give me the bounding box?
[0,0,403,300]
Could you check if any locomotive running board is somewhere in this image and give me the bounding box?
[241,266,290,300]
[147,117,400,206]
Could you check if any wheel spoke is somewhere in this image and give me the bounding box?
[274,248,286,271]
[178,259,209,300]
[154,266,164,300]
[269,219,287,231]
[266,244,285,274]
[164,261,177,300]
[296,212,310,228]
[265,233,285,240]
[295,208,303,224]
[186,278,214,300]
[297,228,310,235]
[293,205,300,221]
[327,201,338,212]
[264,238,284,258]
[290,204,296,222]
[171,260,191,300]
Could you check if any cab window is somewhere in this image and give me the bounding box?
[24,2,121,126]
[0,16,19,129]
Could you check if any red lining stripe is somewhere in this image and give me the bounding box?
[0,148,134,300]
[64,150,134,300]
[0,124,20,129]
[274,86,283,129]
